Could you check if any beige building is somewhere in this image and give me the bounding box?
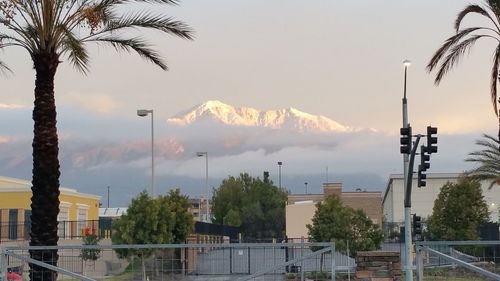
[188,198,211,222]
[286,183,382,239]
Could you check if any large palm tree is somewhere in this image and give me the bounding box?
[466,134,500,188]
[427,0,500,142]
[0,0,192,279]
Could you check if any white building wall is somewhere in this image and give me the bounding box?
[383,186,394,223]
[383,173,500,224]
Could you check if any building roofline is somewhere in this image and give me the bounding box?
[341,191,381,194]
[0,176,101,200]
[382,172,464,204]
[388,172,463,180]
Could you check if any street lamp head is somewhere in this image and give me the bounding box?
[403,60,411,67]
[278,161,282,166]
[137,109,152,117]
[197,152,207,157]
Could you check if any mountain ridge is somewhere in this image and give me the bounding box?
[167,100,349,132]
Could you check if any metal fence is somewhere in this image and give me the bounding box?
[415,240,500,280]
[0,242,358,281]
[0,220,102,243]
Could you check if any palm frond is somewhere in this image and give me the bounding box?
[59,28,89,74]
[455,4,500,33]
[433,34,485,85]
[90,36,167,70]
[85,12,194,41]
[0,60,12,75]
[491,45,500,115]
[120,0,179,5]
[465,134,500,189]
[427,27,483,73]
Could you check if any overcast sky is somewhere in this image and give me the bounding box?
[0,0,497,205]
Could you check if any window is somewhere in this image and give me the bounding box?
[58,202,71,238]
[76,204,89,236]
[9,209,18,240]
[24,210,31,240]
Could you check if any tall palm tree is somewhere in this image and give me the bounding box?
[0,0,192,279]
[427,0,500,142]
[466,134,500,188]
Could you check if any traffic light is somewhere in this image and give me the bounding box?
[400,126,412,154]
[413,214,422,240]
[417,165,426,187]
[420,145,430,171]
[426,126,438,154]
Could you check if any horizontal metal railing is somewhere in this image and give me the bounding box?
[1,242,347,281]
[0,220,102,243]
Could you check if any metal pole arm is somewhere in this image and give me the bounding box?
[404,135,421,208]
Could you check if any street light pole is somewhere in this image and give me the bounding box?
[137,109,155,197]
[278,161,282,189]
[107,186,110,208]
[197,152,209,222]
[304,182,308,194]
[402,60,413,281]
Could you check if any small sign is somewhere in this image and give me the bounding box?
[238,250,243,256]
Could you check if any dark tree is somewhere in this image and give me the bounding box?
[211,173,287,239]
[426,178,489,241]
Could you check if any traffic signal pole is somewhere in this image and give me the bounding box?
[405,136,421,207]
[402,61,413,281]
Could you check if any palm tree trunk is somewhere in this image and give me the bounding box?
[29,52,60,281]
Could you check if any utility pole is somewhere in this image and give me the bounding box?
[401,59,413,281]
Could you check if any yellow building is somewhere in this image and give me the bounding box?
[0,176,101,242]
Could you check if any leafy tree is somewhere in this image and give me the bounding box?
[307,194,383,257]
[223,209,242,227]
[112,191,194,280]
[112,192,174,281]
[80,233,101,276]
[466,134,500,188]
[211,173,287,239]
[427,1,500,142]
[426,178,489,241]
[161,188,194,243]
[0,0,192,278]
[80,234,101,262]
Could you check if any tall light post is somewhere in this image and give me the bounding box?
[402,60,413,281]
[107,186,110,208]
[137,109,155,197]
[278,161,282,189]
[197,152,209,222]
[304,182,308,194]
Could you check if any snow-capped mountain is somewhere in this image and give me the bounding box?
[167,100,349,132]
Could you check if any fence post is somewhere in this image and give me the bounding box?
[330,242,336,281]
[300,237,304,281]
[0,247,7,281]
[247,246,251,274]
[415,245,423,281]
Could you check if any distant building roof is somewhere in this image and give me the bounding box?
[99,208,127,217]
